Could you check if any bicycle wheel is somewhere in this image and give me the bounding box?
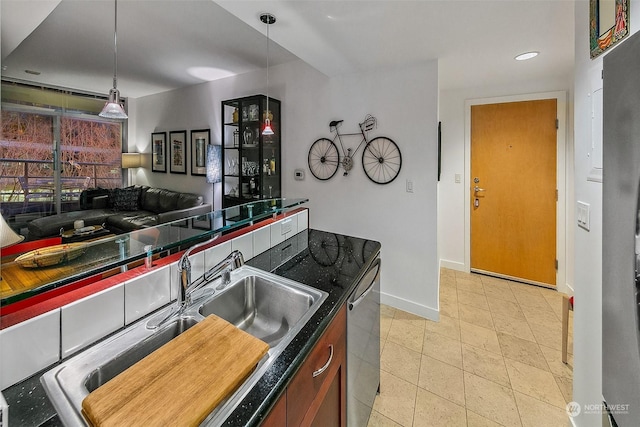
[308,138,340,180]
[362,136,402,184]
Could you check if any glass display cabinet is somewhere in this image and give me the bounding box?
[221,95,281,208]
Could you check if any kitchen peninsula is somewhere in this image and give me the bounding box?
[1,203,381,426]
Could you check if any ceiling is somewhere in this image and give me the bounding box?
[1,0,575,99]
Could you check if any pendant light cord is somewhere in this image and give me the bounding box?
[113,0,119,90]
[265,17,269,115]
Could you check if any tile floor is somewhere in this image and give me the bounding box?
[368,268,573,427]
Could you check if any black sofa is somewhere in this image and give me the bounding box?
[27,185,211,240]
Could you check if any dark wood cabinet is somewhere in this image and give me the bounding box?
[261,304,347,427]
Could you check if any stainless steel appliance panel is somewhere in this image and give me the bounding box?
[347,257,380,426]
[603,29,640,426]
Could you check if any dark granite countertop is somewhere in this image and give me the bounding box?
[2,229,381,426]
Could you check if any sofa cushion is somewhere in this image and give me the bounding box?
[141,188,184,213]
[106,211,159,232]
[80,188,111,210]
[177,193,204,209]
[113,187,141,211]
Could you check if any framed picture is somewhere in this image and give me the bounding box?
[192,214,212,230]
[169,130,187,174]
[191,129,210,176]
[590,0,629,58]
[151,132,167,173]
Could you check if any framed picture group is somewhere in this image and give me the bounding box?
[151,129,211,176]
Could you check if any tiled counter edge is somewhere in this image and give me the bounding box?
[0,209,308,391]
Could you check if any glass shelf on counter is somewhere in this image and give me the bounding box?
[0,198,308,307]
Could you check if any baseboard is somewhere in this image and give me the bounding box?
[439,259,466,272]
[380,292,439,321]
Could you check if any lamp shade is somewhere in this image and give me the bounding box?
[121,152,141,168]
[99,88,128,120]
[1,215,24,248]
[206,144,222,184]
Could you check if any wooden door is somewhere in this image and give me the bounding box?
[470,99,557,286]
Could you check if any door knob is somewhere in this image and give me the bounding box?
[474,186,485,192]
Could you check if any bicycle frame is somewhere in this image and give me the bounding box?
[331,115,377,175]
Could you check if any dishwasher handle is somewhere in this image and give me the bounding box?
[349,258,380,311]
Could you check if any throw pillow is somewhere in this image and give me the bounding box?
[113,187,140,211]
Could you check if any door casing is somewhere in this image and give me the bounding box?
[463,91,568,293]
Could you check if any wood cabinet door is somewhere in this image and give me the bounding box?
[261,393,286,427]
[287,305,346,427]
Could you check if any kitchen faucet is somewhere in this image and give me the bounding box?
[148,235,244,329]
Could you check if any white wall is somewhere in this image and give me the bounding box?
[572,1,640,426]
[133,59,441,320]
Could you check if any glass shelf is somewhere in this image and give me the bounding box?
[0,198,308,307]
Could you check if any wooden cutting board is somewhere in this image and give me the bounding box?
[81,314,269,427]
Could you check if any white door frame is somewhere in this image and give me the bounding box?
[464,91,568,293]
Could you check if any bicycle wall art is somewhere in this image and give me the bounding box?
[307,115,402,184]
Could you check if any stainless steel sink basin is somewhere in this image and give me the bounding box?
[41,266,327,426]
[84,317,198,393]
[198,274,317,348]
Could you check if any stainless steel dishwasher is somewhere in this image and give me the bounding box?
[347,255,381,426]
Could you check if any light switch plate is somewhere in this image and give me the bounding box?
[577,201,590,231]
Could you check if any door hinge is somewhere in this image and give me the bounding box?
[555,118,559,129]
[555,259,558,271]
[556,189,558,201]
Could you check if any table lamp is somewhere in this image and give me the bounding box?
[1,214,24,249]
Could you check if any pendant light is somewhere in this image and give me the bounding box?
[260,13,275,136]
[99,0,128,120]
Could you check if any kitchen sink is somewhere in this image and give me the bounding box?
[41,266,327,426]
[198,274,318,348]
[84,317,198,393]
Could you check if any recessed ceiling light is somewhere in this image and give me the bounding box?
[515,51,539,61]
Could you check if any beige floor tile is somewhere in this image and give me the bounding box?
[424,314,460,341]
[514,391,570,427]
[509,282,543,296]
[466,410,503,427]
[387,319,424,353]
[394,309,427,330]
[381,304,397,319]
[439,279,457,291]
[460,320,502,355]
[418,355,465,406]
[529,322,563,351]
[521,305,562,328]
[513,291,554,311]
[380,339,386,356]
[457,289,490,310]
[413,388,467,427]
[483,284,519,303]
[373,371,417,427]
[458,303,494,329]
[423,330,463,369]
[464,372,522,426]
[381,316,393,341]
[497,332,549,371]
[440,286,458,302]
[456,279,485,296]
[492,313,536,342]
[487,298,526,321]
[440,298,460,319]
[380,340,422,385]
[440,268,456,279]
[461,343,511,387]
[541,292,566,319]
[480,275,511,288]
[554,375,573,403]
[367,410,403,427]
[504,358,566,409]
[455,271,482,282]
[539,345,573,379]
